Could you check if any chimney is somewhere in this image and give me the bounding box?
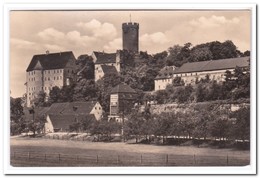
[46,50,49,55]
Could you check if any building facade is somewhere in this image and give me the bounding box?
[92,51,121,82]
[122,22,139,53]
[44,101,103,133]
[154,57,249,91]
[109,83,137,122]
[25,51,77,107]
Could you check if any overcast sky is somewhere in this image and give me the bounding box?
[10,10,251,98]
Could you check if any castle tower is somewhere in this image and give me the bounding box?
[122,22,139,53]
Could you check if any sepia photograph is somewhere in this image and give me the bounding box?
[4,3,257,175]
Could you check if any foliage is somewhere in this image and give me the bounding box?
[10,97,26,135]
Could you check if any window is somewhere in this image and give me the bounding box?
[68,69,70,73]
[45,87,47,90]
[34,71,35,75]
[29,78,30,82]
[191,73,193,76]
[54,77,56,80]
[60,76,62,80]
[60,69,62,73]
[95,107,97,110]
[54,70,56,73]
[45,77,46,81]
[99,107,101,110]
[48,77,50,81]
[57,70,59,73]
[48,71,50,74]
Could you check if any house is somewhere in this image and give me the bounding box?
[154,57,249,91]
[154,66,177,91]
[45,114,96,133]
[25,51,77,107]
[92,51,121,81]
[44,101,103,133]
[109,83,137,122]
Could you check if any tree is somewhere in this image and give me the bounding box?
[124,110,145,143]
[190,47,213,62]
[31,91,48,107]
[10,97,26,135]
[76,54,95,80]
[73,79,98,101]
[229,106,250,141]
[166,45,182,66]
[26,114,46,136]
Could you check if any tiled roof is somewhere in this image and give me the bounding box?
[23,107,49,121]
[111,83,137,94]
[155,66,177,80]
[48,114,95,131]
[174,57,249,74]
[101,65,118,75]
[47,101,98,115]
[26,51,76,72]
[93,51,117,64]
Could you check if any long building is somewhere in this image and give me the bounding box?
[155,57,249,91]
[25,51,77,107]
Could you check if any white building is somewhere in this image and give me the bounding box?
[44,101,103,133]
[154,57,249,91]
[92,51,121,82]
[25,51,77,107]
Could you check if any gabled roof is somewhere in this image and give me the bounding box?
[47,101,99,115]
[174,57,249,74]
[155,66,177,80]
[111,83,137,94]
[93,51,116,64]
[23,107,49,121]
[48,114,95,130]
[101,65,118,75]
[26,51,76,72]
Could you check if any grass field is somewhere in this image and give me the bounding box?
[10,137,250,167]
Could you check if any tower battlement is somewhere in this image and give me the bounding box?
[122,22,139,29]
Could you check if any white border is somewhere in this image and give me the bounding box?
[2,2,257,175]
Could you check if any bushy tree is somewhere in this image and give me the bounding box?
[10,97,26,135]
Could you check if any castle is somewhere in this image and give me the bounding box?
[25,21,139,107]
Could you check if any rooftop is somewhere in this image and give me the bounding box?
[101,65,118,75]
[111,83,137,94]
[93,51,117,64]
[174,57,249,74]
[26,51,76,72]
[47,101,99,115]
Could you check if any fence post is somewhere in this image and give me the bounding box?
[117,155,120,164]
[96,155,99,164]
[140,154,143,164]
[193,154,196,165]
[226,155,229,166]
[166,154,168,165]
[28,152,30,160]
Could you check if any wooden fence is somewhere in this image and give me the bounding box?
[10,151,249,167]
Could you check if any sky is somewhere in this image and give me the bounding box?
[10,10,251,98]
